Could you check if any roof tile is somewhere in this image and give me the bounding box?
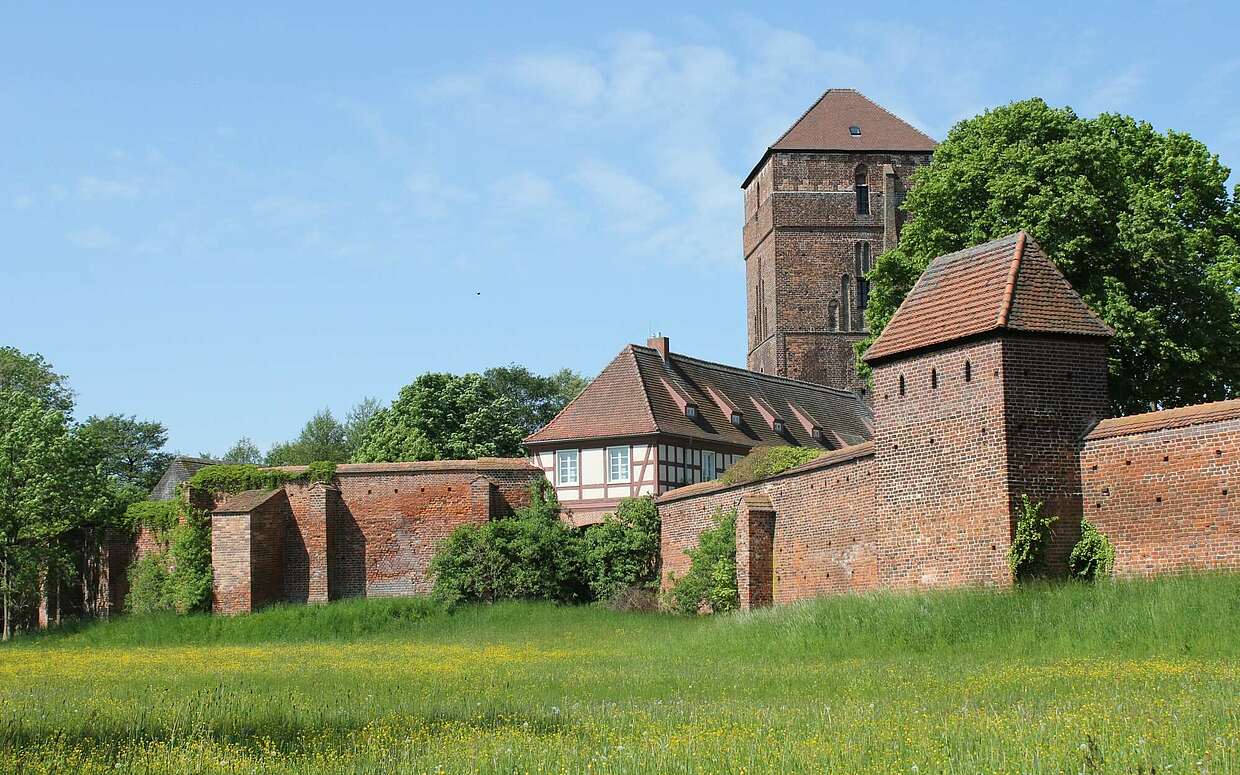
[864,232,1113,364]
[1085,399,1240,441]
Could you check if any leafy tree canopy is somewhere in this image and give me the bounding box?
[483,365,588,436]
[0,346,73,415]
[860,98,1240,413]
[353,373,524,462]
[77,414,172,494]
[221,436,262,465]
[265,409,350,466]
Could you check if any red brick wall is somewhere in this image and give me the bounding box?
[1002,337,1110,572]
[249,493,290,610]
[872,338,1013,588]
[211,515,251,615]
[659,444,877,604]
[1082,417,1239,577]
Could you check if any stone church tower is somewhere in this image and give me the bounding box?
[744,89,936,391]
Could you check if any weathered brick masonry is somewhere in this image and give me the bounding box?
[663,232,1238,606]
[206,459,543,614]
[660,444,877,608]
[1082,402,1240,577]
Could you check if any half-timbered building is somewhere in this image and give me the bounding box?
[524,336,873,525]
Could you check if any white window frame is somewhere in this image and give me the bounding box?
[556,449,579,486]
[607,445,630,484]
[703,452,717,481]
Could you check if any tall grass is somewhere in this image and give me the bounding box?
[2,574,1238,773]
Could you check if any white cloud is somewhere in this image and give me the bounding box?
[77,175,143,200]
[66,227,118,249]
[251,196,329,227]
[405,170,473,220]
[490,172,558,210]
[511,54,605,106]
[572,159,668,234]
[1082,66,1146,114]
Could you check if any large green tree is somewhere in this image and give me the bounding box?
[353,373,524,462]
[0,390,107,637]
[483,365,588,436]
[77,415,172,495]
[0,346,73,416]
[265,409,351,466]
[860,99,1240,414]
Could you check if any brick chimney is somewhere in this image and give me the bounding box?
[647,335,670,359]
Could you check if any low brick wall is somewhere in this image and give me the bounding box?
[1082,402,1239,577]
[659,443,877,605]
[209,459,544,613]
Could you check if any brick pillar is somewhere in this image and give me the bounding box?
[736,494,776,611]
[882,164,898,252]
[212,514,252,615]
[470,477,498,519]
[305,484,332,603]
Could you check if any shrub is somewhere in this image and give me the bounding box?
[1008,495,1058,582]
[579,496,661,601]
[125,552,172,614]
[1069,518,1115,582]
[122,500,180,537]
[719,446,825,487]
[667,508,738,614]
[165,510,213,613]
[431,480,586,605]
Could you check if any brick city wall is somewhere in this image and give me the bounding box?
[659,444,877,605]
[871,338,1014,588]
[1081,408,1239,577]
[208,460,543,613]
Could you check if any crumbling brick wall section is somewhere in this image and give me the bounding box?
[659,444,877,606]
[229,459,544,609]
[1082,402,1239,577]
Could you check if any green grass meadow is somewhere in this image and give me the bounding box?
[2,575,1238,773]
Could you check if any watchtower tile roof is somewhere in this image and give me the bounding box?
[526,344,872,449]
[863,232,1113,364]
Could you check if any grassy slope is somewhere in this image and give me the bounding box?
[2,575,1239,773]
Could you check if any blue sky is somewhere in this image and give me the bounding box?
[3,1,1238,455]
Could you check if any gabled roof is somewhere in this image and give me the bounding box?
[525,343,872,449]
[745,88,937,186]
[863,232,1114,365]
[150,456,222,501]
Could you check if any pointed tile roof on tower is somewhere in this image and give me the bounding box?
[863,232,1114,364]
[744,88,937,185]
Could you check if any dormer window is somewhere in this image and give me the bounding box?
[686,405,698,419]
[730,412,742,427]
[811,428,823,442]
[773,419,786,435]
[849,125,861,136]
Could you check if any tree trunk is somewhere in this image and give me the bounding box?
[2,554,10,642]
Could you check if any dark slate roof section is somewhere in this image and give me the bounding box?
[526,343,873,449]
[149,456,221,501]
[863,232,1113,365]
[744,88,937,186]
[1085,398,1240,441]
[214,488,283,514]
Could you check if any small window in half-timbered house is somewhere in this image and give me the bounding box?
[556,449,578,486]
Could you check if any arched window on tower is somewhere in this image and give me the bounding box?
[854,241,872,323]
[839,275,851,331]
[854,165,869,215]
